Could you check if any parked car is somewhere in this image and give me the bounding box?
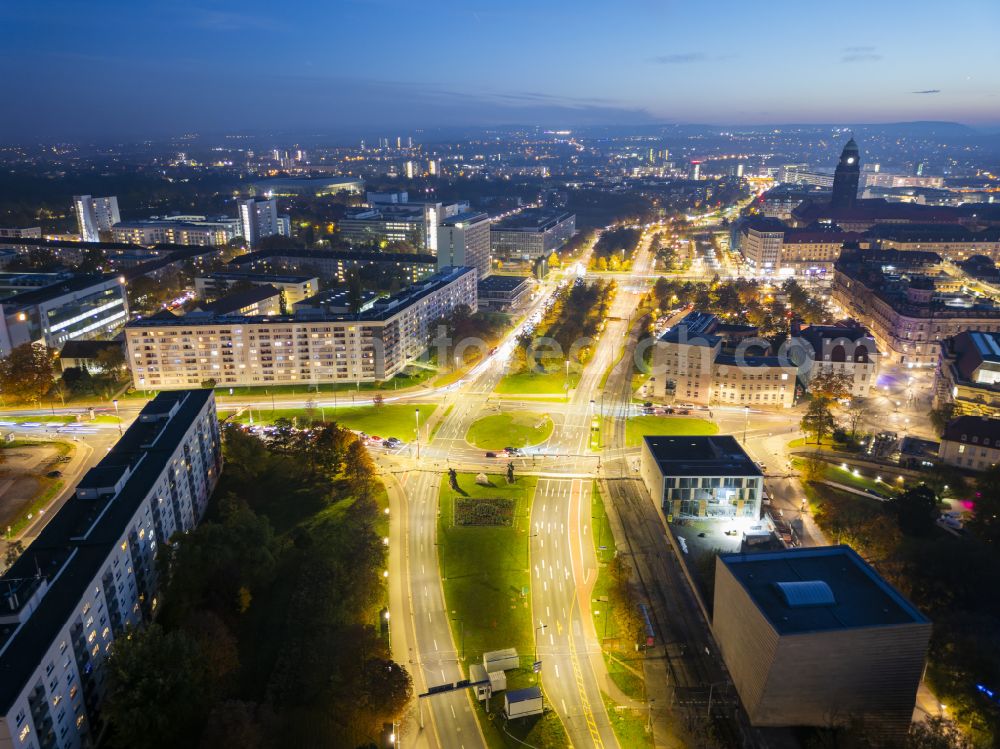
[46,470,62,478]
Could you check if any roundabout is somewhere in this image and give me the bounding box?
[465,411,554,450]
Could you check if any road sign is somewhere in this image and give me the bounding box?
[532,661,542,673]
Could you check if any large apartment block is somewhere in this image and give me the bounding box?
[125,266,477,389]
[110,216,241,247]
[227,249,436,284]
[0,390,221,749]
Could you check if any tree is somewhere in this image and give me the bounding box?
[844,399,869,439]
[929,402,956,436]
[810,371,854,402]
[893,485,939,536]
[801,455,828,483]
[506,461,515,484]
[104,625,210,749]
[907,716,974,749]
[3,540,24,571]
[968,464,1000,545]
[801,397,836,445]
[345,439,377,497]
[95,344,127,375]
[198,701,264,749]
[448,467,458,491]
[0,343,57,403]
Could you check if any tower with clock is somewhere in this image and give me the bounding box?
[831,137,861,208]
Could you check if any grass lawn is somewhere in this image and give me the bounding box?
[624,415,718,447]
[466,412,554,450]
[792,457,893,495]
[602,693,653,749]
[123,366,436,400]
[437,473,569,748]
[7,476,65,536]
[495,361,581,395]
[227,404,437,440]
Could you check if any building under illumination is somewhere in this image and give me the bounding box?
[0,272,128,357]
[0,389,221,749]
[437,212,491,278]
[73,196,120,243]
[125,266,476,389]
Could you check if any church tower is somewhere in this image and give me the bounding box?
[831,138,861,209]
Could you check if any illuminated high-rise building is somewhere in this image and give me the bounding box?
[73,195,120,242]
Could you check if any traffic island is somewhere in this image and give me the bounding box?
[465,412,553,451]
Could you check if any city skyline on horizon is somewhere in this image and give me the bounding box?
[1,0,998,140]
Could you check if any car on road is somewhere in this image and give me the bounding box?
[46,470,62,478]
[385,437,401,447]
[368,435,383,443]
[485,451,497,458]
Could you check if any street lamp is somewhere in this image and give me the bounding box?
[112,398,122,436]
[452,617,465,660]
[414,408,421,459]
[534,624,547,679]
[743,406,750,443]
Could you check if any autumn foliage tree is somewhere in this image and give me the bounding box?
[0,342,57,403]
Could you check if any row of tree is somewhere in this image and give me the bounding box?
[0,341,127,404]
[102,422,410,749]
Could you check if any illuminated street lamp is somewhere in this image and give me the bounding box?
[112,399,122,436]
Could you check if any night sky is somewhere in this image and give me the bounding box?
[2,0,998,139]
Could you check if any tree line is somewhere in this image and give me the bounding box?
[102,421,410,749]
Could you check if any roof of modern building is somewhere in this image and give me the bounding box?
[718,545,929,636]
[440,211,489,226]
[492,209,574,232]
[201,270,318,284]
[741,216,788,233]
[477,274,531,292]
[949,330,1000,381]
[0,236,142,252]
[643,435,762,477]
[128,266,474,327]
[942,415,1000,444]
[658,310,723,346]
[228,248,435,266]
[0,390,214,712]
[59,339,123,360]
[0,273,121,310]
[200,285,281,315]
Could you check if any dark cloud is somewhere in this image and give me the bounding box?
[911,89,941,94]
[841,45,882,63]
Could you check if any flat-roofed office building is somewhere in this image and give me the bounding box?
[0,273,129,357]
[713,546,930,737]
[0,390,221,749]
[490,210,576,260]
[640,435,763,520]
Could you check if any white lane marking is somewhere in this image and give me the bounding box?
[555,664,560,678]
[451,704,456,719]
[550,633,555,645]
[434,639,438,650]
[546,606,550,617]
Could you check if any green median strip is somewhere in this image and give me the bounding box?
[437,473,569,748]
